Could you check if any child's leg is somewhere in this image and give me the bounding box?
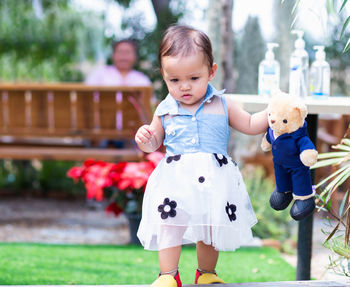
[159,245,182,275]
[196,241,218,271]
[158,225,187,274]
[195,241,225,284]
[151,225,185,287]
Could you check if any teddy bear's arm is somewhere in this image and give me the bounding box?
[297,136,318,167]
[300,149,318,166]
[261,132,271,152]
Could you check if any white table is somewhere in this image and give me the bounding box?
[227,94,350,280]
[227,94,350,115]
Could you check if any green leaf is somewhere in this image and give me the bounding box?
[290,13,300,28]
[325,205,350,244]
[340,16,350,39]
[339,0,349,13]
[316,205,329,212]
[338,191,349,217]
[317,152,348,160]
[342,139,350,146]
[312,158,343,169]
[333,144,350,152]
[325,167,350,200]
[291,0,301,14]
[324,221,341,244]
[343,37,350,53]
[315,165,349,188]
[327,0,336,15]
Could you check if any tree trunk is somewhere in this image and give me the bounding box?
[273,0,294,92]
[208,0,223,89]
[151,0,171,20]
[220,0,235,92]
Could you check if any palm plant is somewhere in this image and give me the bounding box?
[311,124,350,276]
[282,0,350,52]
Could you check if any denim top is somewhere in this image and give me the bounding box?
[155,84,230,156]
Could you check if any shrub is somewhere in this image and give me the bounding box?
[242,165,293,241]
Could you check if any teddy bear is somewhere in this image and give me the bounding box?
[261,91,318,221]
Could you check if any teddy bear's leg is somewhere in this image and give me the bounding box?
[270,189,293,210]
[290,167,315,221]
[290,197,315,221]
[270,163,293,210]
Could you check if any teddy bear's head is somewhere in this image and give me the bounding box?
[267,91,308,136]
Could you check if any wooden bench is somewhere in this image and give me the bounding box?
[0,84,153,162]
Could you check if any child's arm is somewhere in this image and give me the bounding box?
[135,114,164,153]
[226,96,268,135]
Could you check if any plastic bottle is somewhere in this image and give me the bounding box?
[289,30,309,98]
[258,43,280,97]
[309,45,330,99]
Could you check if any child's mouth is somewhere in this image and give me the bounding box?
[182,94,192,99]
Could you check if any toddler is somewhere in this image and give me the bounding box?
[135,24,268,287]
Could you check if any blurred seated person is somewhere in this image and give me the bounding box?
[85,39,152,150]
[85,39,151,86]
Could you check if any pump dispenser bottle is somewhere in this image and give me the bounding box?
[289,30,309,98]
[309,45,330,98]
[258,43,280,97]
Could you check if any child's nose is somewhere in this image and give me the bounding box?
[180,82,190,91]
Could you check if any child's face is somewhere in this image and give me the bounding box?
[161,53,217,108]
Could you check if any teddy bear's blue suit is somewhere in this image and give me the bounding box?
[266,122,316,197]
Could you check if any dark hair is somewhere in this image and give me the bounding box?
[112,39,138,54]
[158,24,214,70]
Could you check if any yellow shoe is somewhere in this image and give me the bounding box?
[194,269,225,284]
[151,272,182,287]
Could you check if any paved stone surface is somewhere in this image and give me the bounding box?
[281,215,347,281]
[0,197,129,244]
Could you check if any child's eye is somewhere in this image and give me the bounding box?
[170,79,178,82]
[191,77,199,81]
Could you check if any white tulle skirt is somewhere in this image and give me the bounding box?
[137,152,257,251]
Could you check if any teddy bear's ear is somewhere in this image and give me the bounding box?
[270,88,282,98]
[295,101,308,119]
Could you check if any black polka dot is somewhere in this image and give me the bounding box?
[198,176,205,183]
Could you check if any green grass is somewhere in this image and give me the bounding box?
[0,243,295,284]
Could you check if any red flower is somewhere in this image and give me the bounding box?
[105,202,123,217]
[116,161,156,190]
[67,166,84,182]
[67,152,163,215]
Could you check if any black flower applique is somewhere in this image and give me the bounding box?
[214,153,228,167]
[158,198,177,219]
[166,154,181,164]
[225,201,237,222]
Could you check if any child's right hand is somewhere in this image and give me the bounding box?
[135,125,155,145]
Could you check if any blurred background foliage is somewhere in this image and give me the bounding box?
[242,166,293,242]
[0,0,349,97]
[0,0,349,243]
[0,0,105,82]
